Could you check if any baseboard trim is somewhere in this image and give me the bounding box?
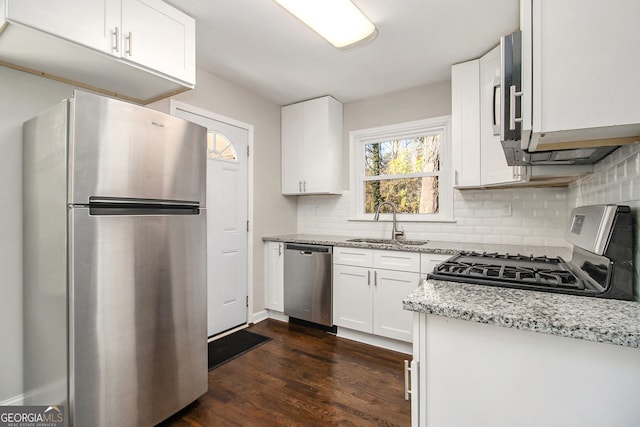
[264,310,289,323]
[252,310,269,324]
[336,327,412,355]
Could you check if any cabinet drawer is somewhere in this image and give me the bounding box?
[374,250,420,273]
[334,246,373,267]
[420,253,452,275]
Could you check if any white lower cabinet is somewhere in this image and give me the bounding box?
[333,247,421,343]
[264,241,284,313]
[410,312,640,426]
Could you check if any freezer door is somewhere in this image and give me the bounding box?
[69,91,206,206]
[70,207,207,427]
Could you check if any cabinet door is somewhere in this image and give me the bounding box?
[451,59,481,188]
[333,265,372,333]
[121,0,195,84]
[264,242,284,312]
[479,46,520,186]
[301,97,343,194]
[529,0,640,140]
[373,269,420,342]
[6,0,120,55]
[281,103,305,194]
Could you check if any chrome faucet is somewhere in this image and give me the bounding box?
[374,201,404,241]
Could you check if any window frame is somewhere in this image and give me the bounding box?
[349,116,453,222]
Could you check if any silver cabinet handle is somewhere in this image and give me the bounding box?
[298,181,302,192]
[509,84,523,131]
[112,27,119,53]
[374,270,377,287]
[454,169,459,186]
[303,180,307,192]
[278,243,282,256]
[126,31,133,56]
[367,270,371,286]
[404,360,413,400]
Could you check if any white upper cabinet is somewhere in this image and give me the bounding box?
[121,0,195,84]
[451,59,481,187]
[451,46,592,189]
[281,96,343,195]
[451,49,527,188]
[4,0,120,55]
[521,0,640,150]
[1,0,195,103]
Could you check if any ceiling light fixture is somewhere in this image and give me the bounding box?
[273,0,377,49]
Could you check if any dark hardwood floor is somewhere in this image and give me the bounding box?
[161,319,412,426]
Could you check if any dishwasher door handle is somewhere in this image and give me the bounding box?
[300,251,313,256]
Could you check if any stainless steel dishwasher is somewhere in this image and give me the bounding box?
[284,243,333,327]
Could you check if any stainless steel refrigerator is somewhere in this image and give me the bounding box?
[23,91,208,426]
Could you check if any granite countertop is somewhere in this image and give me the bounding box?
[263,234,572,258]
[404,279,640,348]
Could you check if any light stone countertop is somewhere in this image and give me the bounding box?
[262,234,572,259]
[264,234,640,348]
[403,279,640,348]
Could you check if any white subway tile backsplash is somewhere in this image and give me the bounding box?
[296,145,640,253]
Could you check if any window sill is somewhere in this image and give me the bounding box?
[348,216,457,223]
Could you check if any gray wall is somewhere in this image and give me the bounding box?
[342,81,451,190]
[0,65,295,402]
[0,66,78,403]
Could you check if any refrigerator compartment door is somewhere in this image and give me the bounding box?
[69,91,206,206]
[70,208,207,426]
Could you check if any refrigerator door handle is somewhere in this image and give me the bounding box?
[87,197,200,216]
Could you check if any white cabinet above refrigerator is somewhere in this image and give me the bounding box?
[0,0,195,104]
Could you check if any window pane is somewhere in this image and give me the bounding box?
[365,177,439,214]
[365,135,440,176]
[207,131,238,161]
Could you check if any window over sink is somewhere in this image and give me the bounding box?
[350,116,453,221]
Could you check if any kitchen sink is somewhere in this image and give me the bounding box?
[346,238,429,246]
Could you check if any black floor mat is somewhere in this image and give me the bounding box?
[208,330,271,370]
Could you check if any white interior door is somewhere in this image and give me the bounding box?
[172,106,249,337]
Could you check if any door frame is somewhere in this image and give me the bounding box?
[169,100,255,333]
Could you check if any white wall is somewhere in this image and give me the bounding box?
[0,65,294,402]
[341,81,451,190]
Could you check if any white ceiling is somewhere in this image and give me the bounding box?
[165,0,520,106]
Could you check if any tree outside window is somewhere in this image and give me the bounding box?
[350,117,452,221]
[364,135,440,214]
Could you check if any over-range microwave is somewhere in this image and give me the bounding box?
[496,31,619,166]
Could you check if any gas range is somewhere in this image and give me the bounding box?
[428,205,634,301]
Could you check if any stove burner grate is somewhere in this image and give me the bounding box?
[433,254,585,291]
